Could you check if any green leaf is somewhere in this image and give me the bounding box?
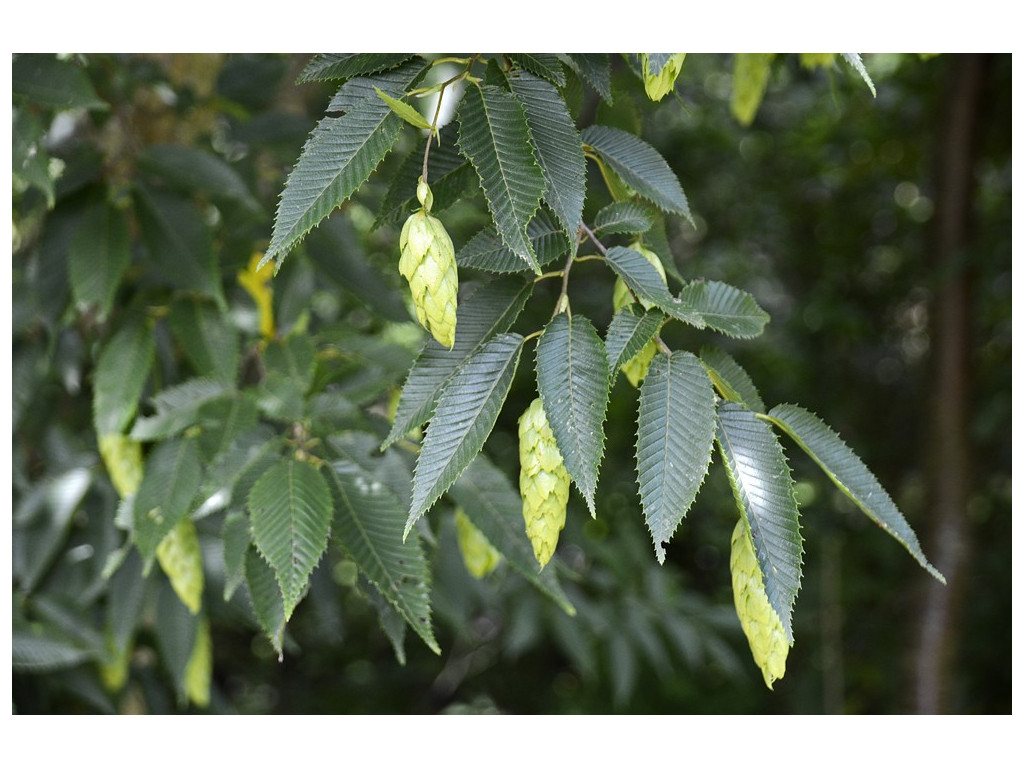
[221,510,250,602]
[93,318,155,436]
[406,332,524,536]
[199,428,281,518]
[562,54,613,104]
[384,278,532,449]
[604,246,704,328]
[457,85,547,273]
[766,404,943,583]
[375,87,434,132]
[636,352,717,563]
[678,280,770,338]
[196,395,259,463]
[263,333,316,394]
[731,53,776,126]
[841,53,877,97]
[717,403,802,640]
[328,433,413,514]
[13,628,95,672]
[67,201,131,321]
[327,59,430,113]
[13,107,55,206]
[535,313,609,516]
[449,453,576,615]
[297,53,416,84]
[138,144,262,215]
[167,299,240,384]
[508,54,566,87]
[12,53,107,111]
[133,436,203,565]
[130,379,230,441]
[606,307,665,386]
[582,125,691,221]
[593,200,656,237]
[326,461,440,654]
[457,210,568,274]
[249,460,333,620]
[699,346,766,413]
[508,70,587,247]
[244,546,286,656]
[265,98,403,269]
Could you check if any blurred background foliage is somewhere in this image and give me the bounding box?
[11,52,1011,714]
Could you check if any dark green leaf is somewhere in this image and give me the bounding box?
[457,210,568,274]
[297,53,417,84]
[154,577,200,701]
[263,333,316,394]
[678,280,770,338]
[593,200,656,237]
[12,54,107,111]
[605,246,704,328]
[105,549,149,659]
[133,437,203,564]
[130,379,230,441]
[249,460,333,620]
[138,144,261,214]
[535,313,609,516]
[699,346,766,413]
[606,307,665,385]
[766,404,943,583]
[244,547,286,655]
[12,629,95,672]
[562,54,612,103]
[221,510,250,602]
[13,107,55,206]
[328,432,413,513]
[717,403,802,640]
[68,201,131,321]
[196,395,259,463]
[93,317,155,436]
[457,85,547,273]
[636,352,717,563]
[168,299,240,384]
[406,333,524,536]
[508,54,566,87]
[328,59,430,113]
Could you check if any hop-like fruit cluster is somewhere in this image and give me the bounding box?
[399,178,458,348]
[518,397,570,569]
[642,53,687,102]
[156,517,205,615]
[455,507,502,579]
[730,520,790,689]
[613,242,667,387]
[98,432,144,498]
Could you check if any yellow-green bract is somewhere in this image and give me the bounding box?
[518,397,570,569]
[642,53,687,102]
[612,243,667,387]
[454,507,502,578]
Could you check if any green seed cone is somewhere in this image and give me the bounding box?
[518,397,570,569]
[455,507,502,579]
[730,520,790,689]
[642,53,687,102]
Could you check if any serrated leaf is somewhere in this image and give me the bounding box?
[593,200,656,237]
[375,87,434,131]
[196,395,259,463]
[361,577,408,664]
[406,333,524,536]
[449,453,575,615]
[605,307,666,386]
[605,246,704,328]
[133,436,203,564]
[249,460,332,620]
[508,70,587,247]
[328,432,413,514]
[731,53,776,126]
[12,629,95,672]
[326,461,440,654]
[508,54,566,87]
[12,53,107,111]
[297,53,417,84]
[93,318,155,437]
[457,210,568,274]
[636,352,717,563]
[138,144,261,214]
[582,125,691,221]
[244,546,285,655]
[328,59,429,113]
[68,202,131,320]
[384,278,532,449]
[457,85,547,273]
[130,378,230,441]
[221,510,250,601]
[199,428,282,513]
[678,280,770,338]
[262,333,316,394]
[841,53,877,97]
[717,403,802,640]
[13,107,55,206]
[699,346,766,413]
[168,299,240,384]
[766,404,943,582]
[265,98,403,269]
[154,570,201,702]
[562,54,612,104]
[535,313,609,516]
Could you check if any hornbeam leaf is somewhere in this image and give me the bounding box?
[130,379,229,441]
[605,246,704,328]
[328,60,430,113]
[457,85,547,273]
[841,53,877,97]
[406,333,524,536]
[138,144,262,215]
[326,461,440,654]
[535,313,609,515]
[717,403,802,641]
[508,70,587,248]
[606,307,666,386]
[582,125,691,221]
[68,201,131,320]
[562,54,612,104]
[679,280,770,338]
[93,318,155,437]
[221,510,250,602]
[244,547,286,655]
[265,97,403,269]
[636,352,717,562]
[297,53,416,84]
[167,299,240,385]
[384,278,532,449]
[508,54,566,87]
[450,453,576,615]
[133,436,203,565]
[766,404,944,583]
[593,200,656,237]
[458,209,568,274]
[699,346,766,413]
[249,460,332,620]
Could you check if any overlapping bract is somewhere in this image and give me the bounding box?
[518,397,570,568]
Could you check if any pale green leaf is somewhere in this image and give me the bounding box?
[636,351,717,562]
[508,70,587,247]
[297,53,417,84]
[605,246,704,328]
[406,333,524,536]
[841,53,877,97]
[699,346,766,413]
[326,461,440,654]
[508,54,566,87]
[12,53,107,111]
[133,436,203,564]
[457,210,568,274]
[562,54,612,103]
[249,460,333,620]
[449,453,576,615]
[457,85,547,273]
[582,125,691,221]
[535,313,609,516]
[678,280,770,338]
[606,306,665,385]
[93,318,155,437]
[593,200,656,237]
[766,404,943,582]
[168,299,240,384]
[717,403,802,640]
[68,202,130,320]
[384,278,532,449]
[731,53,776,126]
[375,87,434,132]
[244,546,286,655]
